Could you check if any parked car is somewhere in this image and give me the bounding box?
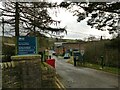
[52,51,56,55]
[64,53,70,59]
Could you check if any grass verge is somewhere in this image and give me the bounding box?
[66,58,120,75]
[85,62,120,75]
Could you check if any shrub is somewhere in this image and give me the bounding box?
[84,40,119,68]
[2,44,15,56]
[2,44,15,62]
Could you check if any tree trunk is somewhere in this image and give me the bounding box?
[2,18,4,37]
[15,2,19,36]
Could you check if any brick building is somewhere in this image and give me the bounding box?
[54,42,85,55]
[63,42,79,50]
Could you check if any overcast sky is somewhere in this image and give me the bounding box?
[47,1,113,40]
[50,8,112,40]
[0,1,113,40]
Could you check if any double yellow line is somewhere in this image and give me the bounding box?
[55,76,66,90]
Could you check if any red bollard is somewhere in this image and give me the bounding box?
[46,59,55,68]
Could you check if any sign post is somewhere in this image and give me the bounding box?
[80,49,85,65]
[17,36,38,55]
[80,50,85,56]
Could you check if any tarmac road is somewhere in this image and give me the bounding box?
[53,56,119,89]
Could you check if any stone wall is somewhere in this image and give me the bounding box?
[41,62,56,88]
[2,55,57,88]
[2,59,41,88]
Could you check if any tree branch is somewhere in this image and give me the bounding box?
[2,13,15,17]
[0,8,15,13]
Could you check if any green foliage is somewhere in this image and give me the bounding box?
[2,36,15,44]
[66,58,119,75]
[2,36,15,61]
[60,2,119,34]
[84,40,119,67]
[2,44,15,56]
[85,63,119,75]
[105,38,120,51]
[1,2,66,37]
[38,37,49,48]
[2,44,15,61]
[84,41,104,63]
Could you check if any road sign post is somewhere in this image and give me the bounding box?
[80,50,85,65]
[80,50,85,56]
[100,56,104,69]
[17,36,38,55]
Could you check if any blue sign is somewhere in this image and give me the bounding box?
[18,36,37,55]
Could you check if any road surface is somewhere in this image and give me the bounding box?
[52,56,119,88]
